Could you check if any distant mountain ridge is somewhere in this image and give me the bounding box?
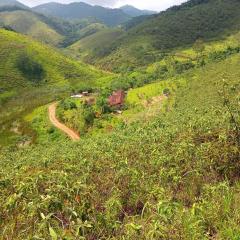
[33,2,131,26]
[0,0,27,8]
[71,0,240,71]
[0,3,109,47]
[120,5,157,17]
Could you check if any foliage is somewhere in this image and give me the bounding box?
[59,99,77,111]
[57,98,96,134]
[0,54,240,239]
[0,1,240,238]
[71,0,240,72]
[193,39,205,56]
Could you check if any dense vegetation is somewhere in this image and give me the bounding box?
[0,0,240,238]
[17,53,45,82]
[0,53,239,239]
[70,0,240,72]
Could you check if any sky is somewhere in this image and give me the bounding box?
[18,0,188,11]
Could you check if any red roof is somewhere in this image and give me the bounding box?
[108,90,125,106]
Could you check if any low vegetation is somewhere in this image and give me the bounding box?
[0,0,240,239]
[0,53,239,239]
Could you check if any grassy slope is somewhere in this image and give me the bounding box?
[74,22,106,40]
[0,29,111,144]
[67,28,124,62]
[0,8,108,47]
[0,10,64,46]
[0,52,239,239]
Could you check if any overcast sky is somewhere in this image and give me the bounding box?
[18,0,188,11]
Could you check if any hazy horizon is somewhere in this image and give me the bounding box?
[18,0,188,11]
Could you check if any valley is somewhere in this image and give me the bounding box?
[0,0,239,239]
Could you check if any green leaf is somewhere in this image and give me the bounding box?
[40,212,45,220]
[49,227,58,240]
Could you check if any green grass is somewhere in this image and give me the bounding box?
[68,28,124,62]
[25,104,69,144]
[0,53,239,239]
[126,78,183,105]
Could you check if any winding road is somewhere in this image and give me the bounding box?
[48,102,80,141]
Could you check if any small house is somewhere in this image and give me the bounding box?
[71,94,83,98]
[82,91,89,96]
[108,90,125,107]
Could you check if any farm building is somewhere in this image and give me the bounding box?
[108,90,125,107]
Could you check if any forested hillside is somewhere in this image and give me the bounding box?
[72,0,240,71]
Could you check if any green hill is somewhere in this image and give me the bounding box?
[76,0,240,71]
[0,9,64,46]
[0,29,110,144]
[72,22,106,41]
[68,28,124,62]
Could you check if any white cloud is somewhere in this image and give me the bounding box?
[18,0,188,11]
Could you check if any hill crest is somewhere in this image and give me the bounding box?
[33,1,131,26]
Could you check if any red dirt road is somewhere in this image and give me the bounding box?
[48,103,80,141]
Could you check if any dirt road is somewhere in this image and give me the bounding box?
[48,102,80,141]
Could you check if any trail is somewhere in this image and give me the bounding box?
[48,102,80,141]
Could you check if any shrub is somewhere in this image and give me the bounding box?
[60,99,77,111]
[83,104,95,125]
[163,88,171,96]
[17,53,45,83]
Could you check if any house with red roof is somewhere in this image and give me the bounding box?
[108,90,125,107]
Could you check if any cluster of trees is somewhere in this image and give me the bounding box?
[109,58,195,91]
[148,0,240,50]
[209,46,240,62]
[57,99,96,134]
[16,53,45,83]
[107,41,240,94]
[89,0,240,72]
